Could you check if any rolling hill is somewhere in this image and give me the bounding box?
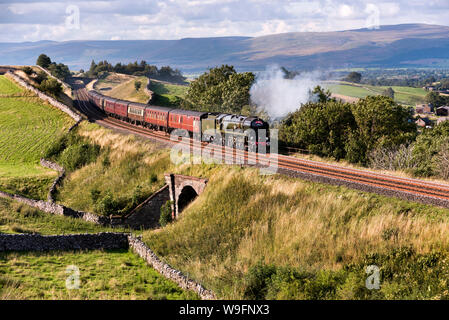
[1,24,449,72]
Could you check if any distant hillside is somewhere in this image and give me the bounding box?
[1,24,449,72]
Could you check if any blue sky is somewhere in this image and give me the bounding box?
[0,0,448,42]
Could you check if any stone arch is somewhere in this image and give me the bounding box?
[164,174,208,218]
[177,185,198,213]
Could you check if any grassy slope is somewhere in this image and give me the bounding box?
[0,249,198,300]
[148,80,188,107]
[143,166,449,299]
[94,73,150,103]
[0,75,74,199]
[326,82,427,106]
[56,122,171,214]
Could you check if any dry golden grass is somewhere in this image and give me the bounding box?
[144,166,449,298]
[93,73,150,103]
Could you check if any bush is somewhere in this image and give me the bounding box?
[22,67,34,75]
[95,190,119,216]
[90,188,101,204]
[59,143,100,171]
[150,173,158,183]
[39,78,62,96]
[159,200,173,227]
[34,71,47,84]
[243,262,277,299]
[43,130,100,172]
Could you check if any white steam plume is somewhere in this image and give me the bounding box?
[250,65,322,119]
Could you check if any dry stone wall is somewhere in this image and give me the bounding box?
[127,235,217,300]
[0,232,217,299]
[40,159,65,203]
[0,232,128,252]
[5,71,81,122]
[0,190,110,225]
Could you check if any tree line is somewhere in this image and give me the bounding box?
[87,60,186,83]
[36,54,71,81]
[184,65,449,179]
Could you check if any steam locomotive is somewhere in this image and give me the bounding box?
[87,90,270,151]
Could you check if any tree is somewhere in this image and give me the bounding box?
[183,65,255,113]
[426,91,449,108]
[36,54,52,68]
[22,66,34,75]
[382,87,395,99]
[47,63,70,80]
[345,96,416,165]
[280,67,298,79]
[411,121,449,177]
[39,78,62,96]
[134,80,142,91]
[312,85,334,103]
[89,60,97,76]
[344,72,362,83]
[34,71,48,84]
[279,99,356,160]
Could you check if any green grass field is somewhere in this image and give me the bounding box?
[149,79,188,107]
[0,75,74,199]
[0,249,198,300]
[0,197,130,235]
[326,82,427,106]
[0,76,23,95]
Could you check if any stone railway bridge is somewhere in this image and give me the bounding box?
[122,174,208,229]
[164,174,208,218]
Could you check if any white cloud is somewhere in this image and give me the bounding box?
[0,0,447,42]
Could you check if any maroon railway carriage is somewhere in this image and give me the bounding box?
[144,105,173,130]
[113,99,129,120]
[103,97,117,116]
[88,91,104,111]
[127,102,146,125]
[168,109,206,136]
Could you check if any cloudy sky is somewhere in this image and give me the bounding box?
[0,0,448,42]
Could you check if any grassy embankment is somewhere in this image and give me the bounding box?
[5,86,448,300]
[0,75,74,199]
[94,73,150,103]
[0,181,198,300]
[326,81,427,106]
[55,122,172,216]
[142,166,449,300]
[48,118,449,299]
[92,72,188,107]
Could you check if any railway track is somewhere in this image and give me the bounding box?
[72,81,449,208]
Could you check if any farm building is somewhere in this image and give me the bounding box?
[415,116,432,128]
[436,106,449,116]
[415,103,434,114]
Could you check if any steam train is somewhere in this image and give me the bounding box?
[87,90,270,151]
